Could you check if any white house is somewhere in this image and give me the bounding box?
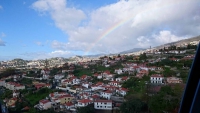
[91,85,104,91]
[72,78,80,85]
[0,80,5,86]
[108,81,121,87]
[100,90,113,100]
[94,100,112,110]
[54,74,64,80]
[41,69,50,75]
[37,99,52,110]
[82,82,90,88]
[97,74,103,79]
[43,74,49,80]
[61,79,72,86]
[4,82,25,90]
[166,77,182,84]
[64,102,74,110]
[76,99,93,107]
[115,78,122,82]
[116,87,129,96]
[150,74,164,84]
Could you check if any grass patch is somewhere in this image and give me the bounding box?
[25,88,53,106]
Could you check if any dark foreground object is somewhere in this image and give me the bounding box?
[179,42,200,113]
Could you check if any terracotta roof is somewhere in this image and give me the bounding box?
[120,87,129,92]
[95,99,112,102]
[81,75,87,79]
[40,99,50,104]
[58,94,73,99]
[96,82,104,86]
[104,90,112,93]
[65,102,73,106]
[121,76,129,80]
[91,95,99,99]
[151,74,164,77]
[104,70,110,74]
[78,99,92,103]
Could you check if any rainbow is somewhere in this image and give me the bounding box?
[84,0,187,54]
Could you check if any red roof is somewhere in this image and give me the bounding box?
[104,70,110,74]
[40,99,50,104]
[95,99,112,103]
[78,99,92,103]
[151,74,164,77]
[104,90,112,93]
[93,73,99,76]
[121,76,128,80]
[96,82,103,86]
[120,87,129,92]
[81,75,87,79]
[70,76,77,80]
[91,95,99,99]
[109,81,120,84]
[58,94,73,99]
[65,102,73,106]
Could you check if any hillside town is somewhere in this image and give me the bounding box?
[0,42,198,113]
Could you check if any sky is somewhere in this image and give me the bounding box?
[0,0,200,61]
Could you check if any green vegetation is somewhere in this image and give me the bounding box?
[148,85,183,113]
[0,68,16,78]
[77,105,95,113]
[0,89,12,100]
[139,53,147,61]
[120,98,146,113]
[21,78,33,85]
[25,88,53,106]
[163,67,176,77]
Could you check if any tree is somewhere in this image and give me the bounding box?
[163,67,176,77]
[77,105,95,113]
[139,53,147,61]
[120,98,146,113]
[148,85,183,113]
[0,68,16,78]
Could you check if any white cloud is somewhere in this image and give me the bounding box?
[0,5,2,9]
[0,38,5,46]
[153,31,188,45]
[35,41,44,46]
[136,30,188,48]
[1,32,6,37]
[32,0,200,55]
[32,0,86,32]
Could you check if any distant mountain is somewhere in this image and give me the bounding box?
[119,48,145,54]
[154,35,200,49]
[83,54,106,58]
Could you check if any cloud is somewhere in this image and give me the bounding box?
[1,32,6,37]
[0,38,5,46]
[35,41,44,46]
[0,5,2,9]
[31,0,86,32]
[32,0,200,55]
[136,30,188,48]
